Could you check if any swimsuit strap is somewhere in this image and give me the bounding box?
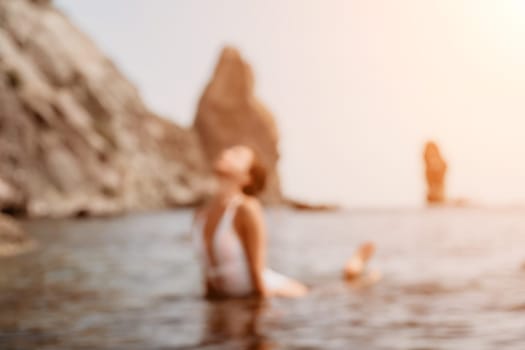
[214,195,243,242]
[195,195,243,271]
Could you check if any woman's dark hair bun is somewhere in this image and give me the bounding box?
[242,153,267,196]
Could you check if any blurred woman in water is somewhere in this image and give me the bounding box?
[194,145,376,299]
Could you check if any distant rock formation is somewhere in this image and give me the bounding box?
[0,213,36,257]
[0,0,213,217]
[423,141,447,204]
[194,47,282,203]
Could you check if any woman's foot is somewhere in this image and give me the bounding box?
[271,279,308,298]
[343,242,376,280]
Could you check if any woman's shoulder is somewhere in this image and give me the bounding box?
[234,195,264,233]
[237,194,262,212]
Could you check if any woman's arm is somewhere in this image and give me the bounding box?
[234,197,268,297]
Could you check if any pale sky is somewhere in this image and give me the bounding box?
[56,0,525,207]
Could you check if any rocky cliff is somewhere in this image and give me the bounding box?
[0,0,213,217]
[0,0,291,219]
[194,47,282,203]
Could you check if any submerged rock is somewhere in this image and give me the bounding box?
[423,141,447,204]
[0,0,213,217]
[0,214,36,257]
[285,198,340,212]
[194,47,282,203]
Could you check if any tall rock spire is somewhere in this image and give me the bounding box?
[194,47,282,203]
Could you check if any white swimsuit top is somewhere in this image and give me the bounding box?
[194,196,253,296]
[194,196,292,297]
